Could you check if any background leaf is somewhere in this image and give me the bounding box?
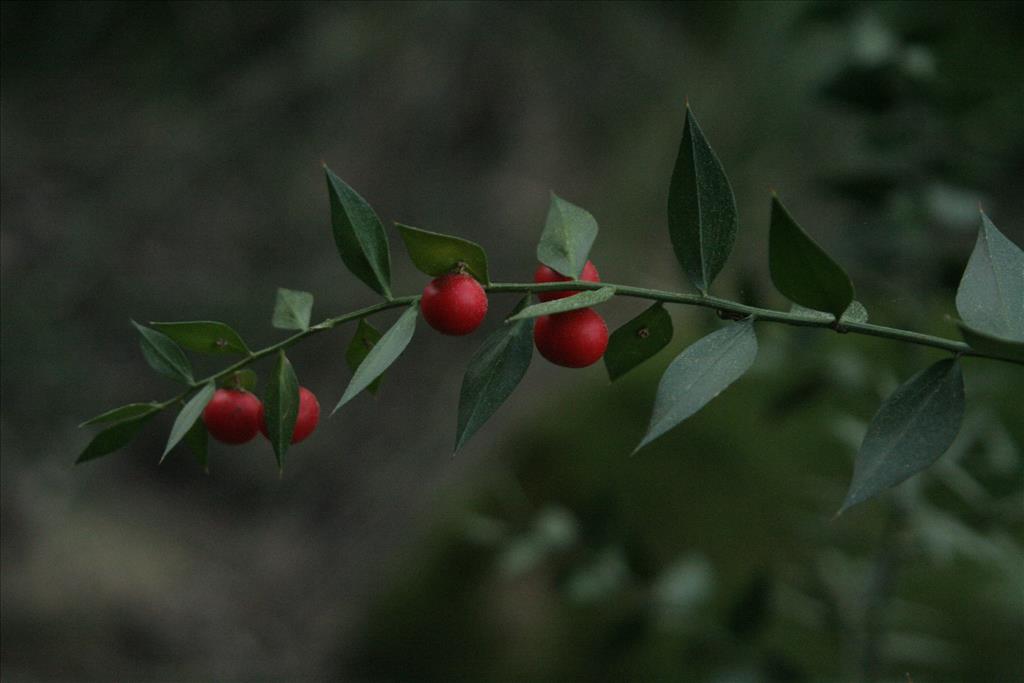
[455,296,535,452]
[769,195,854,319]
[150,321,250,355]
[955,320,1024,363]
[133,321,194,384]
[667,107,738,294]
[604,303,674,381]
[221,369,258,392]
[635,319,758,453]
[789,301,869,324]
[397,223,489,284]
[839,358,965,514]
[161,382,216,462]
[325,165,392,298]
[506,286,615,321]
[345,318,384,396]
[184,419,209,473]
[536,192,598,279]
[272,288,314,331]
[334,305,418,412]
[80,403,160,428]
[76,411,157,464]
[264,350,300,470]
[955,212,1024,341]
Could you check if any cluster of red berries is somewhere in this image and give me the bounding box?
[420,260,608,368]
[202,386,320,445]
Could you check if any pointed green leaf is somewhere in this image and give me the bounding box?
[345,318,384,396]
[667,107,738,294]
[76,411,157,464]
[324,166,392,298]
[769,196,854,319]
[184,419,209,473]
[161,382,216,462]
[955,320,1024,363]
[150,321,251,355]
[605,303,674,381]
[455,297,535,452]
[839,359,965,513]
[272,288,314,331]
[80,402,161,428]
[221,369,258,392]
[133,321,194,384]
[397,223,489,284]
[334,304,418,412]
[536,193,598,279]
[955,212,1024,341]
[264,350,300,469]
[789,301,869,324]
[635,319,758,453]
[506,287,615,322]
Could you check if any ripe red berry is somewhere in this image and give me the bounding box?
[258,386,320,444]
[534,260,600,302]
[420,273,488,335]
[533,308,609,368]
[202,389,262,444]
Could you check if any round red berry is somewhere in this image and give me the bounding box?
[258,386,320,444]
[533,308,609,368]
[202,389,262,444]
[420,273,488,335]
[534,260,600,302]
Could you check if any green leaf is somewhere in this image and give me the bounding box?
[264,350,301,470]
[397,223,489,284]
[839,359,965,514]
[133,321,194,384]
[80,402,160,428]
[506,287,615,322]
[345,319,385,396]
[635,319,758,453]
[604,303,674,381]
[161,382,216,462]
[769,196,854,320]
[667,107,738,294]
[272,288,314,331]
[789,301,869,324]
[955,212,1024,341]
[455,297,535,452]
[334,304,418,413]
[76,411,157,464]
[150,321,251,355]
[221,369,258,392]
[324,165,392,298]
[955,320,1024,363]
[184,419,209,473]
[536,193,598,279]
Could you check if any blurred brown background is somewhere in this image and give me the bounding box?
[2,2,1023,681]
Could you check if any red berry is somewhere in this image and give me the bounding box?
[533,308,609,368]
[534,260,600,302]
[202,389,262,444]
[420,273,488,335]
[258,386,320,444]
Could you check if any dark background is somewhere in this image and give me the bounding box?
[2,2,1023,681]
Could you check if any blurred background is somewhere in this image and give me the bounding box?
[2,1,1023,681]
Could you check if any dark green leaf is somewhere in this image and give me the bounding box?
[955,212,1024,341]
[272,288,314,331]
[80,402,160,428]
[839,359,965,514]
[184,419,209,473]
[334,304,418,412]
[536,193,598,279]
[455,297,535,452]
[506,287,615,321]
[769,196,854,320]
[76,411,157,464]
[264,350,300,470]
[345,318,384,396]
[150,321,251,355]
[789,301,869,324]
[221,369,258,392]
[324,165,392,298]
[635,319,758,453]
[397,223,489,284]
[133,321,194,384]
[668,107,738,294]
[956,320,1024,364]
[604,303,674,381]
[161,382,216,462]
